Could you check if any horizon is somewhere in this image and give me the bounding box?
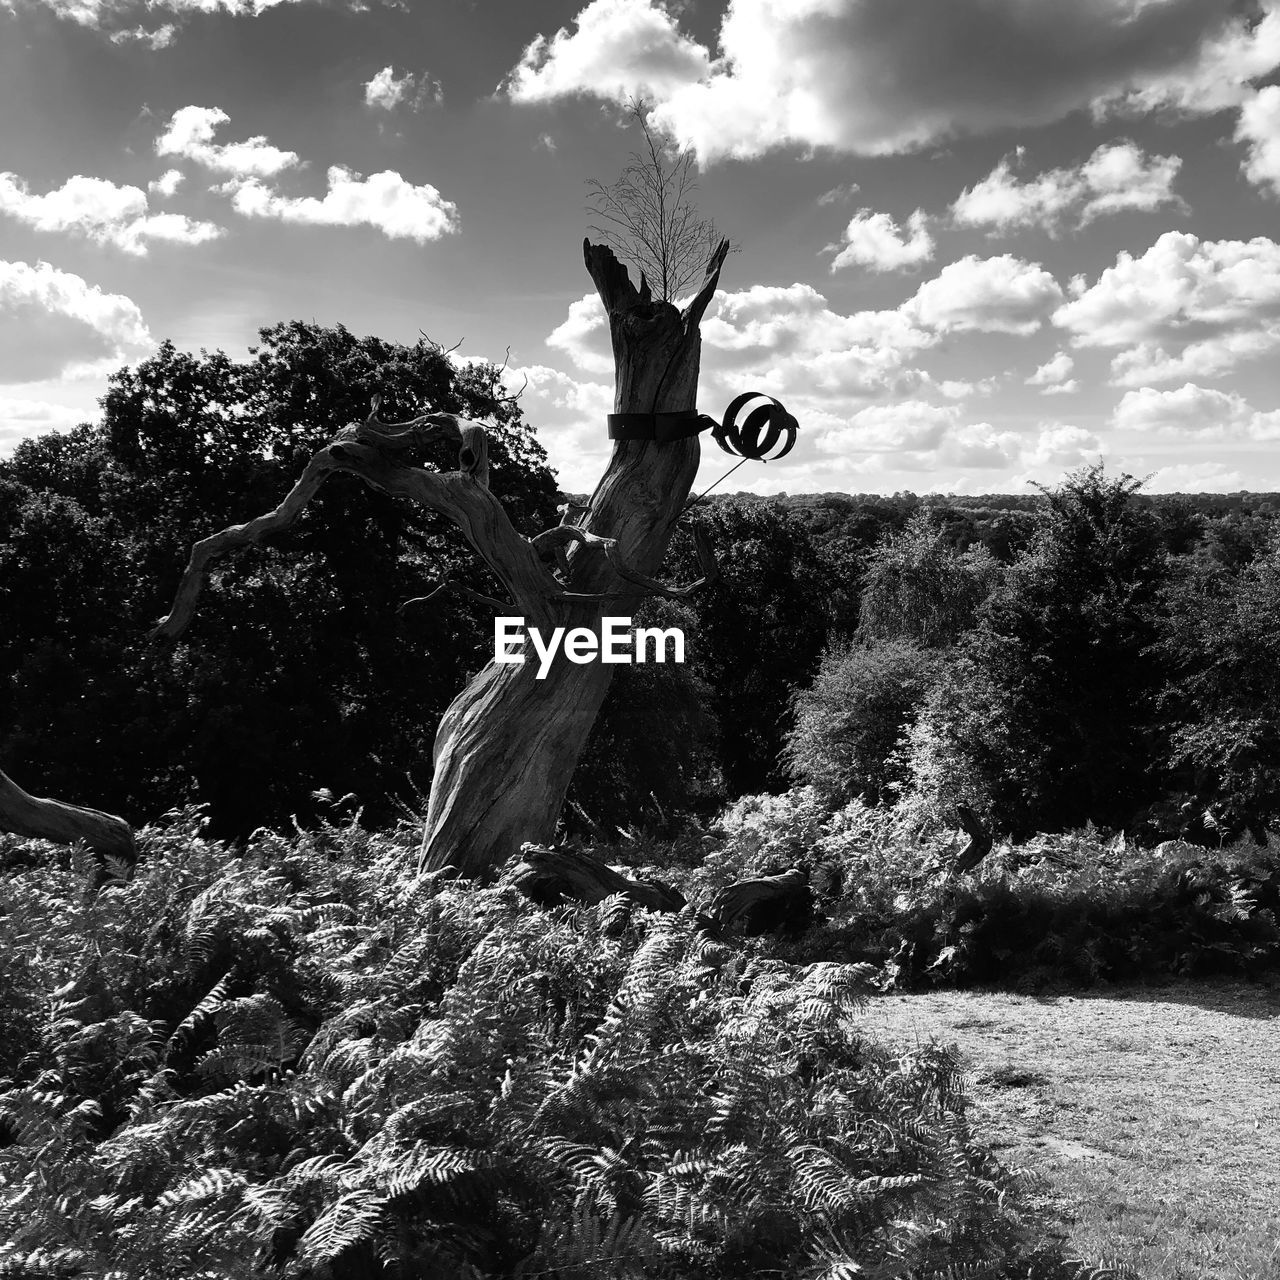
[3,0,1280,498]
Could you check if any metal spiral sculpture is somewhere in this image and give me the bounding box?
[710,392,798,462]
[606,392,799,462]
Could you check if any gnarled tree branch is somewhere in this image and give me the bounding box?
[0,767,135,861]
[151,415,553,641]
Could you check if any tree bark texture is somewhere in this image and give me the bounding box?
[150,240,731,878]
[0,767,135,861]
[419,241,728,876]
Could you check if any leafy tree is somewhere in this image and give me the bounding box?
[785,640,940,805]
[901,465,1169,836]
[0,323,559,836]
[566,598,720,834]
[1156,533,1280,841]
[856,508,1002,648]
[665,500,835,796]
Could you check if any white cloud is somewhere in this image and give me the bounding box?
[1145,461,1245,493]
[506,0,1280,163]
[1112,383,1280,441]
[1235,85,1280,196]
[220,166,458,243]
[1055,232,1280,383]
[148,168,184,198]
[0,258,153,382]
[503,0,711,104]
[700,282,939,402]
[1020,423,1101,467]
[1026,351,1075,392]
[1105,6,1280,115]
[817,181,860,207]
[546,294,614,376]
[15,0,319,28]
[904,254,1063,336]
[156,106,300,178]
[0,396,87,454]
[829,209,933,273]
[951,142,1183,234]
[816,400,960,455]
[1079,143,1185,222]
[1109,329,1280,387]
[363,66,441,112]
[108,22,175,47]
[1026,351,1074,387]
[0,171,222,255]
[816,401,1096,475]
[499,363,614,489]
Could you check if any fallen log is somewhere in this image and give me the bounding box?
[705,867,812,936]
[510,845,685,912]
[0,767,136,862]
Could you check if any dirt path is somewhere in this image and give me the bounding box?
[861,979,1280,1280]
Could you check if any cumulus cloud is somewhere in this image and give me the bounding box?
[546,295,615,376]
[156,106,300,178]
[1054,231,1280,383]
[0,258,153,381]
[815,401,1097,475]
[0,171,222,255]
[505,0,1280,163]
[1105,6,1280,115]
[951,142,1184,234]
[1235,84,1280,196]
[503,0,710,104]
[545,263,1055,427]
[1026,351,1077,395]
[1112,382,1280,440]
[1145,461,1245,493]
[497,363,614,489]
[13,0,318,30]
[1109,329,1280,387]
[363,66,442,112]
[904,255,1063,336]
[829,209,933,273]
[108,22,175,47]
[148,169,184,198]
[0,396,87,455]
[701,283,941,403]
[220,166,458,243]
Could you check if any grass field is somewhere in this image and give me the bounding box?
[862,979,1280,1279]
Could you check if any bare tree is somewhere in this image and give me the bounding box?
[586,100,726,303]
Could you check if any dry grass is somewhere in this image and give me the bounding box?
[862,978,1280,1279]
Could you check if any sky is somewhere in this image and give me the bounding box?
[3,0,1280,498]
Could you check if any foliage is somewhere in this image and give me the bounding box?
[785,640,941,806]
[0,323,560,836]
[0,816,1100,1279]
[1156,532,1280,842]
[642,791,1280,994]
[893,466,1170,837]
[567,599,722,836]
[855,510,1003,649]
[664,500,848,797]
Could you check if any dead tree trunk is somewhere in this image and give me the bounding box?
[153,239,730,878]
[0,767,135,861]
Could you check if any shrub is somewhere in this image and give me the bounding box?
[785,640,940,805]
